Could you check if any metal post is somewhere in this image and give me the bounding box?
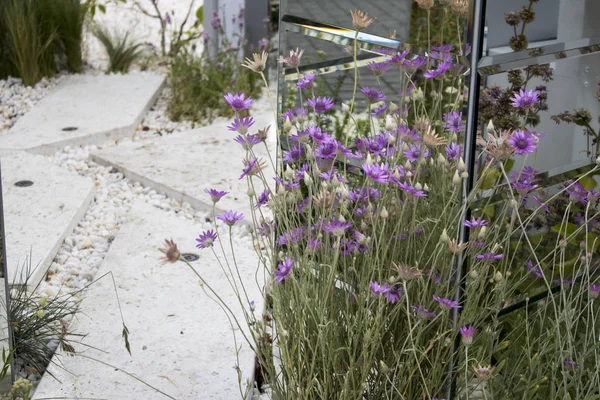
[0,160,14,387]
[445,0,486,398]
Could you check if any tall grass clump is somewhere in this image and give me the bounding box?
[167,7,263,123]
[93,26,144,74]
[1,0,56,86]
[0,0,87,84]
[161,2,600,399]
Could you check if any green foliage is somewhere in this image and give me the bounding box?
[1,378,32,400]
[3,260,80,379]
[1,0,57,86]
[93,26,145,74]
[168,51,261,123]
[0,0,87,84]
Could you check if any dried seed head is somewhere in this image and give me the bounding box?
[472,364,495,380]
[504,11,521,26]
[451,0,469,15]
[416,0,434,9]
[159,239,181,264]
[423,128,448,147]
[350,9,376,31]
[242,51,268,72]
[393,262,422,281]
[447,238,468,255]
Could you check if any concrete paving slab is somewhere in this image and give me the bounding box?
[91,110,276,221]
[33,200,264,400]
[1,151,96,287]
[0,74,164,155]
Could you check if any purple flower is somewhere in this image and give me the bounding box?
[281,108,294,122]
[195,230,218,249]
[295,107,308,121]
[396,181,427,197]
[445,142,461,161]
[588,284,600,299]
[370,281,387,295]
[217,210,244,226]
[565,181,588,205]
[411,304,437,319]
[464,217,489,229]
[259,38,269,52]
[508,130,537,155]
[322,218,353,236]
[525,260,544,279]
[233,134,261,150]
[210,11,221,29]
[361,87,387,103]
[443,111,466,133]
[460,325,474,345]
[274,257,294,283]
[389,51,409,67]
[385,285,403,304]
[433,295,462,310]
[402,56,427,72]
[278,228,303,245]
[164,12,172,24]
[307,237,322,251]
[240,157,260,180]
[423,61,452,79]
[510,88,540,108]
[224,93,252,110]
[295,72,316,90]
[362,162,389,184]
[307,125,330,143]
[371,103,388,118]
[306,96,335,113]
[431,44,453,61]
[475,253,504,262]
[227,117,255,134]
[255,189,270,209]
[367,61,391,76]
[204,188,228,203]
[563,359,579,370]
[404,143,427,162]
[282,144,305,163]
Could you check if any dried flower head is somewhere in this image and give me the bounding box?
[313,190,335,208]
[451,0,469,15]
[159,239,181,264]
[279,48,304,69]
[242,51,268,73]
[447,238,468,255]
[416,0,434,9]
[393,262,422,281]
[472,364,495,380]
[423,128,448,147]
[477,130,514,161]
[350,9,375,31]
[257,125,270,142]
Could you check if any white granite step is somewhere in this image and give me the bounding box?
[0,74,164,155]
[90,110,276,220]
[33,200,263,399]
[1,151,96,287]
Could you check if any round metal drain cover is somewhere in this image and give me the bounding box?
[14,180,33,187]
[62,126,78,132]
[181,253,200,262]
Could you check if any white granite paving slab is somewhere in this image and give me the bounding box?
[91,109,276,220]
[0,73,164,154]
[1,151,96,287]
[33,200,264,400]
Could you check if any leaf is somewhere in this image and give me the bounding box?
[504,158,515,174]
[483,205,495,218]
[196,5,204,22]
[122,324,132,356]
[551,222,577,238]
[479,168,501,190]
[579,175,597,190]
[98,4,106,13]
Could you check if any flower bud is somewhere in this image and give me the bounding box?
[415,182,423,191]
[440,228,449,243]
[342,103,350,113]
[360,221,369,230]
[437,153,447,166]
[387,134,397,145]
[303,171,312,185]
[39,297,48,307]
[469,270,479,279]
[247,187,255,197]
[461,171,469,179]
[477,225,487,239]
[452,170,461,184]
[596,155,600,167]
[494,271,504,283]
[365,154,374,166]
[423,183,430,192]
[380,207,389,219]
[458,157,466,172]
[283,116,292,132]
[37,309,46,318]
[406,171,413,178]
[385,115,396,131]
[379,360,390,374]
[404,160,412,170]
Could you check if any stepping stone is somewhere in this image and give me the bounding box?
[33,201,263,400]
[91,109,276,220]
[1,151,96,287]
[0,74,164,155]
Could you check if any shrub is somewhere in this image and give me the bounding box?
[166,7,263,123]
[166,3,600,400]
[93,26,145,74]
